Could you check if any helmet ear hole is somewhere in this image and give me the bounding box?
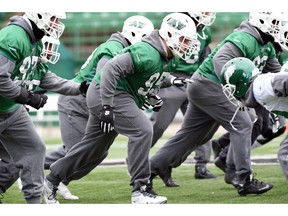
[168,31,172,38]
[37,14,42,19]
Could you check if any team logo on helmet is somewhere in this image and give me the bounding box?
[128,20,146,29]
[167,19,186,30]
[224,64,236,84]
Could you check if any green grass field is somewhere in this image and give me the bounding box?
[2,129,288,205]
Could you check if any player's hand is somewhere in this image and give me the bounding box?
[141,96,152,110]
[27,91,48,110]
[99,105,115,133]
[15,87,48,110]
[147,95,163,112]
[170,77,187,87]
[79,81,89,95]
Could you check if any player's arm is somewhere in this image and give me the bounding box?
[40,71,86,95]
[0,54,20,100]
[213,42,243,79]
[100,52,135,107]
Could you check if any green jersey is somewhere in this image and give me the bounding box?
[96,41,178,108]
[176,27,212,74]
[0,24,48,113]
[198,31,276,83]
[73,40,125,84]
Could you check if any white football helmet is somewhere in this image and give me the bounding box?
[188,12,216,27]
[248,12,288,39]
[187,12,216,39]
[25,12,66,39]
[40,36,60,64]
[278,23,288,51]
[121,15,154,45]
[159,12,198,61]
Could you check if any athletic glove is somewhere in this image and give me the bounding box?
[99,105,115,134]
[79,81,89,95]
[170,76,187,87]
[15,87,48,110]
[141,96,152,110]
[147,94,163,112]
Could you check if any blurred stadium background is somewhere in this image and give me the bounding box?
[0,12,267,140]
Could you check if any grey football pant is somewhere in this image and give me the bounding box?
[45,94,107,185]
[47,82,153,192]
[0,143,20,193]
[0,106,45,203]
[150,85,212,167]
[150,72,253,184]
[278,133,288,181]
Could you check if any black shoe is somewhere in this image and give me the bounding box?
[212,139,222,159]
[225,166,239,188]
[195,166,217,179]
[154,167,180,187]
[164,177,180,187]
[214,156,227,173]
[238,174,273,196]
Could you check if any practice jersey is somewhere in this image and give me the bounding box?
[253,72,288,118]
[73,40,125,84]
[95,41,178,108]
[0,24,48,113]
[176,27,212,74]
[198,31,276,83]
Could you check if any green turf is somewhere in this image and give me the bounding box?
[2,130,288,205]
[2,164,288,204]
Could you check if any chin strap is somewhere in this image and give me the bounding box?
[229,100,258,131]
[229,100,245,131]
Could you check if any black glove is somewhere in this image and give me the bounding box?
[141,96,152,110]
[15,87,48,110]
[147,95,163,112]
[99,105,115,134]
[79,81,89,95]
[170,77,188,87]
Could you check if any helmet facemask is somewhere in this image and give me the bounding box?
[170,34,198,61]
[249,12,288,41]
[45,16,65,39]
[278,23,288,51]
[187,12,216,39]
[25,12,66,39]
[41,36,61,64]
[159,13,198,61]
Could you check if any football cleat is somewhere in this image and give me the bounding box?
[131,190,167,204]
[238,174,273,196]
[17,178,23,191]
[43,179,59,204]
[195,166,217,179]
[57,182,79,200]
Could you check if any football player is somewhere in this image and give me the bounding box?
[149,12,217,187]
[0,12,89,204]
[43,12,198,204]
[43,15,155,202]
[149,12,288,196]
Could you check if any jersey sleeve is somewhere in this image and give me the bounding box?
[0,26,29,62]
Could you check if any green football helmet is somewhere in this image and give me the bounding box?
[220,57,259,101]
